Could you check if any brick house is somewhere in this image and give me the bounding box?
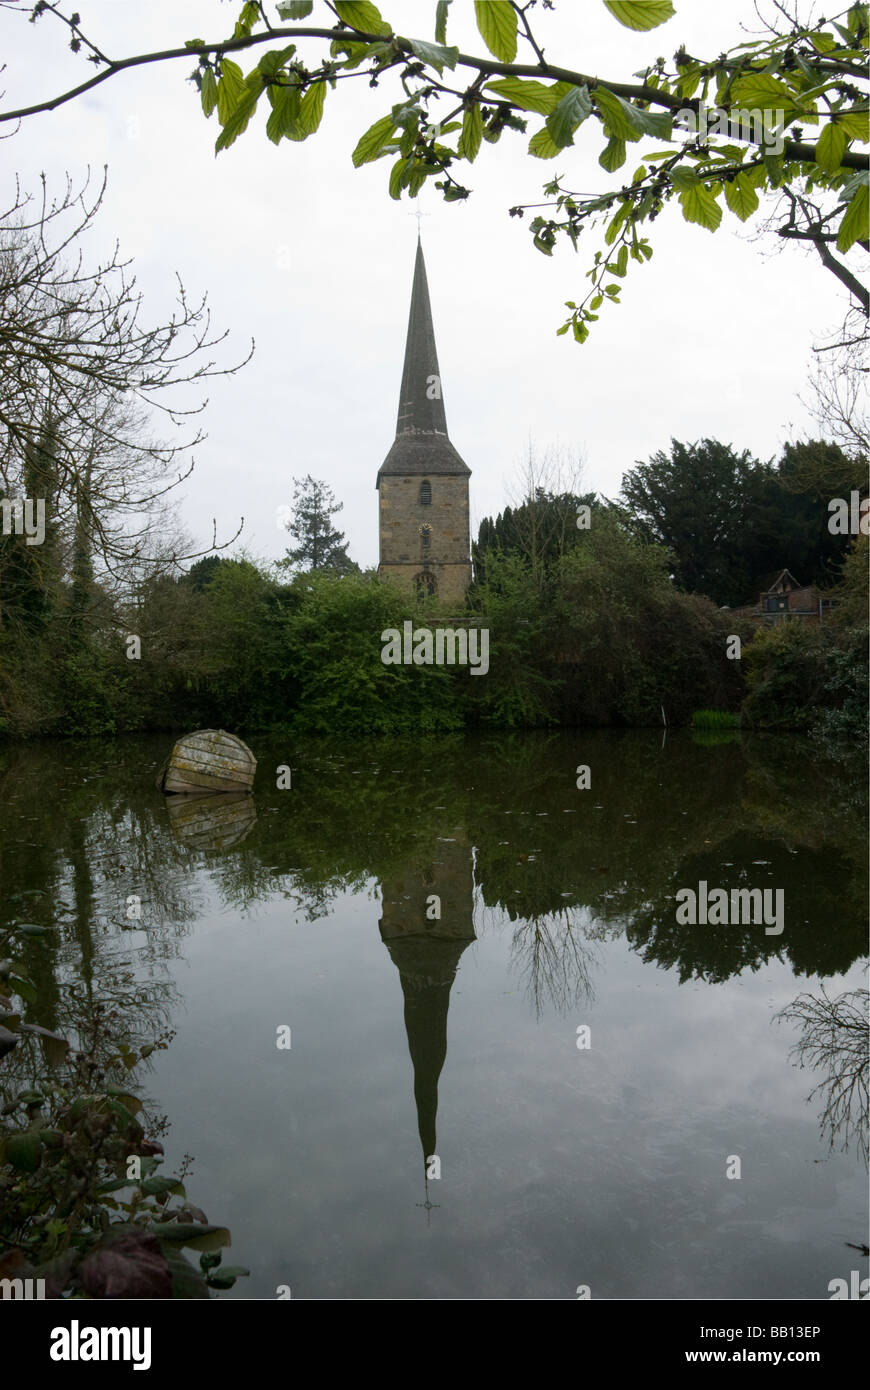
[731,568,836,625]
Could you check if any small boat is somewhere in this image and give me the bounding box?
[156,729,256,796]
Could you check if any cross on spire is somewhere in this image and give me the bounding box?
[408,199,429,239]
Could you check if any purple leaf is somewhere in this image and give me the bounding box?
[78,1231,172,1299]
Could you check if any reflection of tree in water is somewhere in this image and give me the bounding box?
[507,908,597,1018]
[2,728,867,1045]
[625,833,865,985]
[0,743,191,1099]
[776,976,869,1165]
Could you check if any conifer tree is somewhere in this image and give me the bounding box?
[281,475,358,574]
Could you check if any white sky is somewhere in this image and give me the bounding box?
[0,0,855,569]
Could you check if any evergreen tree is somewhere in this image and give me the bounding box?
[620,438,853,607]
[280,475,357,574]
[473,490,597,588]
[0,411,62,634]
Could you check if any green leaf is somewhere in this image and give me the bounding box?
[406,162,430,196]
[744,162,767,189]
[266,84,301,143]
[389,155,410,197]
[330,37,377,67]
[599,135,626,170]
[106,1097,136,1128]
[9,974,36,1003]
[6,1131,42,1172]
[201,68,217,118]
[334,1,391,35]
[764,149,784,187]
[678,181,722,231]
[529,126,562,159]
[352,114,397,165]
[723,172,759,220]
[105,1086,143,1113]
[816,120,848,173]
[234,0,260,31]
[163,1247,210,1299]
[603,1,675,30]
[258,44,297,77]
[215,82,262,152]
[216,58,246,125]
[207,1266,251,1288]
[604,203,628,243]
[669,165,699,190]
[141,1176,185,1198]
[595,87,641,142]
[546,85,593,148]
[732,74,799,110]
[283,81,326,141]
[277,1,313,16]
[595,86,671,140]
[150,1222,232,1252]
[485,76,572,114]
[474,0,517,62]
[677,66,702,101]
[435,0,450,44]
[99,1177,137,1193]
[458,104,484,161]
[838,108,870,141]
[837,178,869,252]
[408,37,458,73]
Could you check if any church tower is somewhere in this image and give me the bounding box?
[377,239,472,603]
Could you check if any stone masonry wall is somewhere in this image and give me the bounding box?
[378,474,471,601]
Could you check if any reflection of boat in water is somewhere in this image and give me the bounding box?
[156,730,256,795]
[164,791,257,851]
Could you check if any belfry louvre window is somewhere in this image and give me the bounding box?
[419,480,432,506]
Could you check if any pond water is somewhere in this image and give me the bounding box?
[1,730,866,1300]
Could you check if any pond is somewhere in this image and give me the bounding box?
[0,729,866,1300]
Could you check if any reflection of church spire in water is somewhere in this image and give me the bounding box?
[379,833,476,1180]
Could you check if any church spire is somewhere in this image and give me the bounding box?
[377,239,470,484]
[395,237,448,437]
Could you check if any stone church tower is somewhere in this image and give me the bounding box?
[377,238,472,603]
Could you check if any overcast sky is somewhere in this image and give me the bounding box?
[1,0,853,569]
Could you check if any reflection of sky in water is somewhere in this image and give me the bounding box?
[142,878,865,1300]
[2,731,866,1300]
